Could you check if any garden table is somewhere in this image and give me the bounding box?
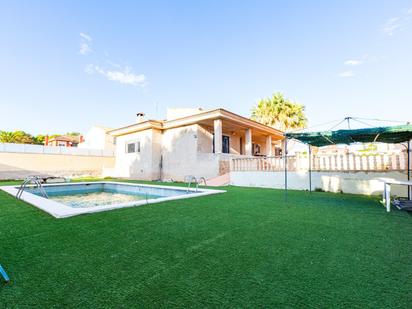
[382,180,412,212]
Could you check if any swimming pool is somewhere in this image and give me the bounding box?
[0,181,225,218]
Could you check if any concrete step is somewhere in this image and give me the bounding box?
[206,173,230,187]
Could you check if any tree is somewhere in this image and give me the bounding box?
[33,134,46,145]
[0,131,15,143]
[0,131,81,144]
[0,130,35,144]
[251,92,307,132]
[11,131,34,144]
[66,132,80,136]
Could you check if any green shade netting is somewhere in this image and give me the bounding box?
[285,124,412,147]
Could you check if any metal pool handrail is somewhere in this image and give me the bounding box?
[185,175,197,193]
[0,264,9,283]
[198,177,207,186]
[185,175,207,193]
[16,176,48,200]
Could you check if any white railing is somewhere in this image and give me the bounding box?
[231,152,409,172]
[0,143,114,157]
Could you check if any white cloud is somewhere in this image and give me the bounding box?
[339,70,355,78]
[383,8,412,35]
[81,33,146,86]
[383,17,402,35]
[105,59,122,69]
[79,33,93,55]
[79,42,93,55]
[85,64,146,86]
[344,59,363,66]
[80,32,92,42]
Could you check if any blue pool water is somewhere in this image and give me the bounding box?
[26,183,191,208]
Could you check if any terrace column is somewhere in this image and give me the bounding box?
[214,119,222,153]
[245,128,252,156]
[266,135,272,156]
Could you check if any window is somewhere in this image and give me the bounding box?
[126,141,140,153]
[127,143,136,153]
[212,134,230,154]
[253,143,261,155]
[222,136,230,154]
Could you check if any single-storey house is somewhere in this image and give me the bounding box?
[44,135,83,147]
[108,108,284,181]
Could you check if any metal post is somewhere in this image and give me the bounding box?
[159,154,163,181]
[408,140,411,200]
[308,145,312,193]
[284,138,288,202]
[346,117,351,129]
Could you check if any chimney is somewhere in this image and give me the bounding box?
[80,135,84,143]
[136,112,145,123]
[44,135,49,146]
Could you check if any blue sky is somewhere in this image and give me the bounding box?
[1,0,411,135]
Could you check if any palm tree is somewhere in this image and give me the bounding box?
[251,92,307,132]
[0,130,35,144]
[0,131,15,143]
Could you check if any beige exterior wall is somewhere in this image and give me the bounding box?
[197,125,214,153]
[161,124,199,180]
[112,124,244,181]
[0,152,115,179]
[230,170,409,197]
[161,124,225,181]
[196,126,276,157]
[111,117,282,182]
[229,134,241,155]
[197,125,242,155]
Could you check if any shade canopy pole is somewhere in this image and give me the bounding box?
[408,140,411,200]
[308,145,312,193]
[284,138,288,202]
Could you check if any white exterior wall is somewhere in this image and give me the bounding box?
[0,143,114,156]
[230,171,409,197]
[113,129,159,180]
[152,129,163,180]
[78,126,115,151]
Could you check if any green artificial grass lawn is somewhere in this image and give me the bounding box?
[0,180,411,308]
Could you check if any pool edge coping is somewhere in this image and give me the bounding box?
[0,181,226,218]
